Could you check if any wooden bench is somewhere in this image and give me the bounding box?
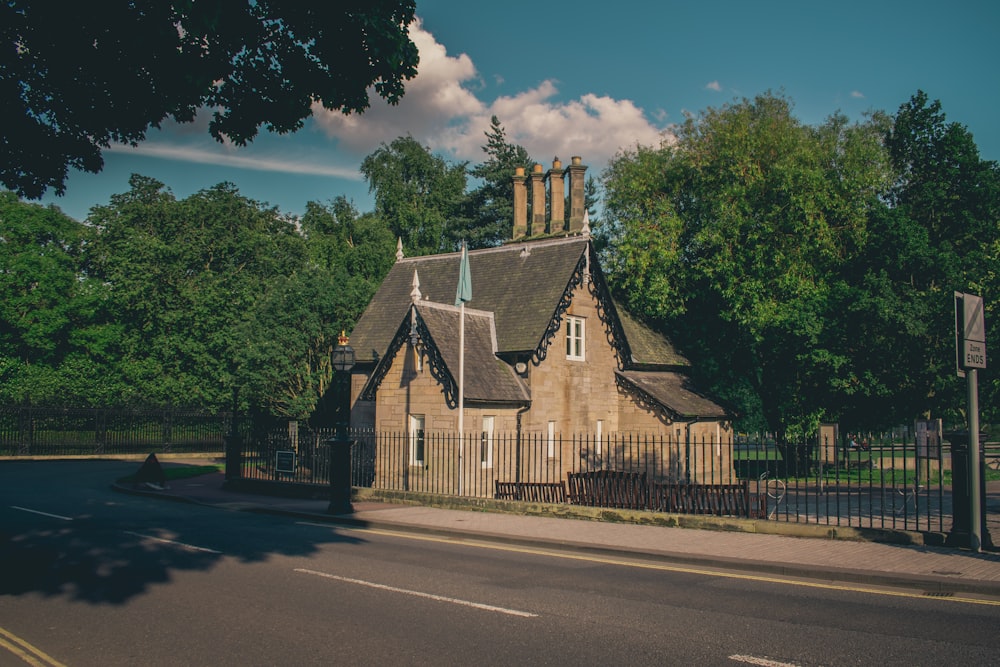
[501,473,763,518]
[494,480,567,504]
[649,480,762,518]
[566,470,648,510]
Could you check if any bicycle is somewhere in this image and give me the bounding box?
[759,471,787,519]
[890,481,925,516]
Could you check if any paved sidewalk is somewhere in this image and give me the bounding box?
[114,466,1000,598]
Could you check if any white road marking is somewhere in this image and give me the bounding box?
[294,568,538,618]
[302,524,1000,607]
[10,506,72,521]
[729,654,802,666]
[124,531,222,554]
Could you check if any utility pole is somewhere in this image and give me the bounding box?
[953,292,987,552]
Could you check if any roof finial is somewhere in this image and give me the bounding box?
[396,237,404,262]
[581,209,591,237]
[410,268,422,303]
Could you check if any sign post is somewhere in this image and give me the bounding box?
[954,292,986,552]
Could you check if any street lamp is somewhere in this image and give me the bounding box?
[328,331,355,514]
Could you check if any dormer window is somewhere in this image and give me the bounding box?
[566,315,585,361]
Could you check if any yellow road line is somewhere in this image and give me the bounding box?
[301,522,1000,607]
[0,627,67,667]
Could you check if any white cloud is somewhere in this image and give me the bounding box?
[125,19,673,183]
[705,81,722,92]
[311,18,670,171]
[311,18,485,153]
[851,90,865,99]
[108,142,363,179]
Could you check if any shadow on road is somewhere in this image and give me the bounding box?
[0,460,366,605]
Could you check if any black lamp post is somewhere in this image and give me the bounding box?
[328,331,355,514]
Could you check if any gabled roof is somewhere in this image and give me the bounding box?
[351,236,589,363]
[616,370,728,420]
[360,301,529,405]
[418,303,529,403]
[615,303,690,369]
[350,236,687,369]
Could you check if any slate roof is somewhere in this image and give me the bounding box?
[615,304,690,369]
[616,370,728,419]
[351,237,588,363]
[350,236,686,368]
[416,303,529,404]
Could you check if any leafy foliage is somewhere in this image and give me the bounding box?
[601,90,1000,435]
[2,0,419,198]
[361,136,469,256]
[0,193,127,405]
[85,177,322,413]
[462,116,535,248]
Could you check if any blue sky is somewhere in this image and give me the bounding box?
[40,0,1000,222]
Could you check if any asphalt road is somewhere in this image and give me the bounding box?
[2,460,999,666]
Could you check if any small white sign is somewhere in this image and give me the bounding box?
[964,339,987,369]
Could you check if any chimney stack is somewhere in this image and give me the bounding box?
[512,166,527,239]
[529,163,545,235]
[567,156,587,233]
[510,154,587,240]
[547,157,565,234]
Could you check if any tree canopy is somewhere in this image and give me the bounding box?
[463,116,535,248]
[361,135,469,255]
[601,91,1000,436]
[2,0,419,199]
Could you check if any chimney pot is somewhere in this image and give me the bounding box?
[567,156,587,233]
[512,167,527,239]
[529,165,546,234]
[547,158,566,235]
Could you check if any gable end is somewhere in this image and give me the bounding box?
[360,308,460,408]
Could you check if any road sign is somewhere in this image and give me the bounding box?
[963,293,986,342]
[964,339,987,369]
[955,292,987,374]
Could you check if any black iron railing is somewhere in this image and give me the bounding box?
[0,406,228,456]
[231,425,977,532]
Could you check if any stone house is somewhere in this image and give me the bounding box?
[346,157,732,494]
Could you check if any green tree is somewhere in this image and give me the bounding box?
[360,136,468,255]
[0,192,86,365]
[462,116,534,248]
[87,176,311,410]
[602,92,892,436]
[3,0,419,198]
[0,192,125,404]
[292,197,397,421]
[840,91,1000,426]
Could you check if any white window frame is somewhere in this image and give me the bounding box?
[480,416,494,469]
[409,414,425,466]
[566,316,585,361]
